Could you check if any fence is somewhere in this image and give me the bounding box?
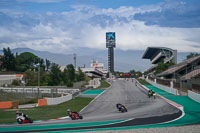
[0,87,80,99]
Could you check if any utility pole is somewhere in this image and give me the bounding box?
[38,58,40,88]
[73,53,76,70]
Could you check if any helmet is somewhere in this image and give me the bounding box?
[67,109,71,112]
[16,111,20,114]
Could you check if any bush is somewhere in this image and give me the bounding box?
[12,80,21,86]
[67,81,73,87]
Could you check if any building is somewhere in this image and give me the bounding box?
[106,32,116,73]
[142,47,177,64]
[157,55,200,79]
[142,47,177,74]
[81,60,107,78]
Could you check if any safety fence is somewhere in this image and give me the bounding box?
[146,78,177,95]
[0,87,79,98]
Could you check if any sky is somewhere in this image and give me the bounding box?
[0,0,200,54]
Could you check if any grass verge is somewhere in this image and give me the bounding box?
[137,79,151,85]
[94,80,110,90]
[0,97,93,123]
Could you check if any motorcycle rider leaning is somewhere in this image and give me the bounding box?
[67,109,72,115]
[16,111,27,119]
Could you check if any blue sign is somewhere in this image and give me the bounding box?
[106,32,115,40]
[106,32,116,48]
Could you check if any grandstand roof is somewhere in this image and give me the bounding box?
[142,47,174,59]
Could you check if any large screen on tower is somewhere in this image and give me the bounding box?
[106,32,116,48]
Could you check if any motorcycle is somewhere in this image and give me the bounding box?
[153,92,156,99]
[148,90,156,99]
[16,115,33,124]
[68,112,83,120]
[116,103,127,113]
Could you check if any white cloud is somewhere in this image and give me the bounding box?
[0,2,200,53]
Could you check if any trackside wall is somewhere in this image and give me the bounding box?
[188,90,200,103]
[46,93,73,105]
[146,79,177,95]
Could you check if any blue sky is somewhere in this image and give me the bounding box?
[0,0,200,53]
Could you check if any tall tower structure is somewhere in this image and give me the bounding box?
[106,32,116,73]
[73,53,76,70]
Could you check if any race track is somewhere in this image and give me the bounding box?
[0,79,182,132]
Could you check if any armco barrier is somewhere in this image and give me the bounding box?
[46,93,73,105]
[0,101,18,109]
[146,79,177,95]
[38,99,47,106]
[188,90,200,103]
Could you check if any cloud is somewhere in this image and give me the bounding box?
[134,0,200,28]
[0,0,200,53]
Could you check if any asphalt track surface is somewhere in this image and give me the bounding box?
[0,79,182,132]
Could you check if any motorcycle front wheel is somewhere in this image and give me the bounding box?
[17,118,23,124]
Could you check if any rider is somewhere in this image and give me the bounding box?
[67,109,73,116]
[16,111,27,119]
[116,103,125,111]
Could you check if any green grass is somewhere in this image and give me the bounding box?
[94,80,110,90]
[137,79,151,85]
[0,97,93,123]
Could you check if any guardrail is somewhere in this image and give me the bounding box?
[146,79,177,95]
[188,90,200,103]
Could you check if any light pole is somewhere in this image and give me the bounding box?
[38,64,40,88]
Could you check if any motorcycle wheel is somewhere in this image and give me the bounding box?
[28,118,33,123]
[17,118,23,124]
[71,115,76,120]
[79,115,83,119]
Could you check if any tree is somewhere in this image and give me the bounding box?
[45,59,51,71]
[186,53,200,59]
[66,64,75,82]
[76,67,85,81]
[61,68,68,85]
[1,47,15,71]
[24,70,38,86]
[154,62,175,74]
[48,63,62,86]
[15,52,39,72]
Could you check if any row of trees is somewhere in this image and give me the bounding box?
[25,64,85,87]
[0,47,51,72]
[0,47,85,87]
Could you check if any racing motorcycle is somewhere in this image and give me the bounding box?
[16,115,33,124]
[148,90,156,99]
[68,112,83,120]
[152,92,156,99]
[116,103,128,113]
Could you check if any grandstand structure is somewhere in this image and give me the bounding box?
[142,47,200,94]
[142,47,177,65]
[142,47,177,74]
[157,55,200,79]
